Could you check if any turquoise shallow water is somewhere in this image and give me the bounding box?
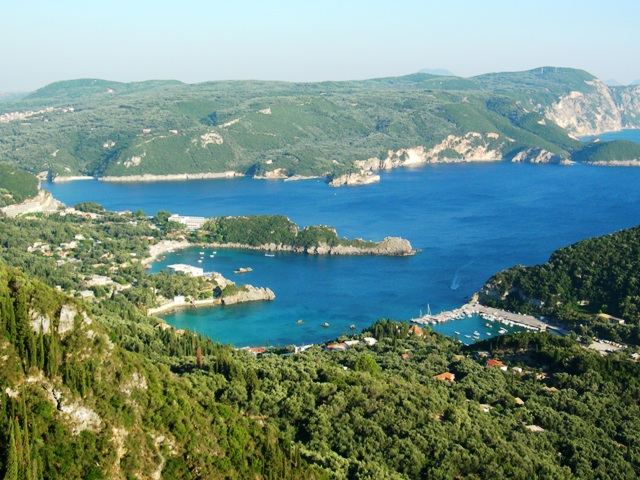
[45,131,640,346]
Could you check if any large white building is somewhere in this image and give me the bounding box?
[167,264,204,277]
[168,214,207,231]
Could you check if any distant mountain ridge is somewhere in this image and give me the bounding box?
[1,67,640,182]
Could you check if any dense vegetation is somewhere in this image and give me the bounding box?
[0,68,636,180]
[3,259,640,478]
[2,202,640,477]
[480,225,640,344]
[0,261,323,479]
[571,139,640,163]
[0,165,39,206]
[198,215,377,249]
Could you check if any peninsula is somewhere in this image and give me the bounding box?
[193,215,416,256]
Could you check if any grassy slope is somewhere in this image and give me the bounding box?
[0,165,39,206]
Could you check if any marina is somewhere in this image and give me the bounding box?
[410,302,564,336]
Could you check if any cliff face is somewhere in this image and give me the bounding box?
[544,81,640,136]
[205,236,416,256]
[0,190,64,218]
[221,286,275,305]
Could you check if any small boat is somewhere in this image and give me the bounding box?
[210,254,214,258]
[212,251,217,254]
[265,253,275,257]
[486,323,492,328]
[321,322,329,328]
[349,325,356,330]
[465,335,472,338]
[296,319,304,325]
[486,332,492,336]
[197,259,202,263]
[499,328,507,334]
[454,331,460,335]
[473,331,480,336]
[199,251,205,255]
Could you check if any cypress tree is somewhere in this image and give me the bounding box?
[4,419,18,480]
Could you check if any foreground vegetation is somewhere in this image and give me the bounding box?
[3,202,640,477]
[2,254,640,478]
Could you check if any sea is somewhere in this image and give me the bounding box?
[44,130,640,347]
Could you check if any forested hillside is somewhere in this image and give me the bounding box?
[479,225,640,344]
[2,205,640,477]
[1,68,638,181]
[2,263,640,478]
[0,166,39,206]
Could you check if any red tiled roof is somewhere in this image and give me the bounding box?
[486,359,506,368]
[408,325,423,336]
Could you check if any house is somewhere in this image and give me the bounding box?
[326,343,348,351]
[433,372,456,383]
[486,359,508,371]
[479,404,492,413]
[246,347,266,355]
[475,351,491,359]
[408,324,423,336]
[401,353,411,359]
[363,337,378,346]
[514,397,525,405]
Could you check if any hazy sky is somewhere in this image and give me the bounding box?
[2,0,639,91]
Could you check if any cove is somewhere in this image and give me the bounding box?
[44,133,640,346]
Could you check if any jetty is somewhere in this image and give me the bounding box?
[410,302,564,334]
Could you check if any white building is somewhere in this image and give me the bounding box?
[167,264,204,277]
[168,214,207,231]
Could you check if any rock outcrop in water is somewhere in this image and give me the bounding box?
[221,286,276,305]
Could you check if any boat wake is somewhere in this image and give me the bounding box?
[450,260,474,290]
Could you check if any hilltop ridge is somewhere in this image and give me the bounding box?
[1,67,639,182]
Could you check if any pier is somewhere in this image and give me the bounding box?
[410,302,564,334]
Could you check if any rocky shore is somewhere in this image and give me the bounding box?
[200,236,416,256]
[100,171,243,182]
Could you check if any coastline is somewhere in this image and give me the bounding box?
[143,239,191,266]
[148,298,220,316]
[100,171,243,182]
[51,175,95,183]
[194,237,416,256]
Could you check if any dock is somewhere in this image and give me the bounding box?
[410,302,565,334]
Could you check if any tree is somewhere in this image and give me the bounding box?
[196,346,203,369]
[354,354,380,375]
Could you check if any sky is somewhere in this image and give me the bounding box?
[1,0,639,92]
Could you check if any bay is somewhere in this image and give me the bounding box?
[44,130,640,346]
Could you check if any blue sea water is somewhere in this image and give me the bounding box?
[44,131,640,346]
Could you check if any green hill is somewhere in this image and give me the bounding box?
[1,68,638,180]
[478,225,640,344]
[0,165,39,207]
[571,140,640,163]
